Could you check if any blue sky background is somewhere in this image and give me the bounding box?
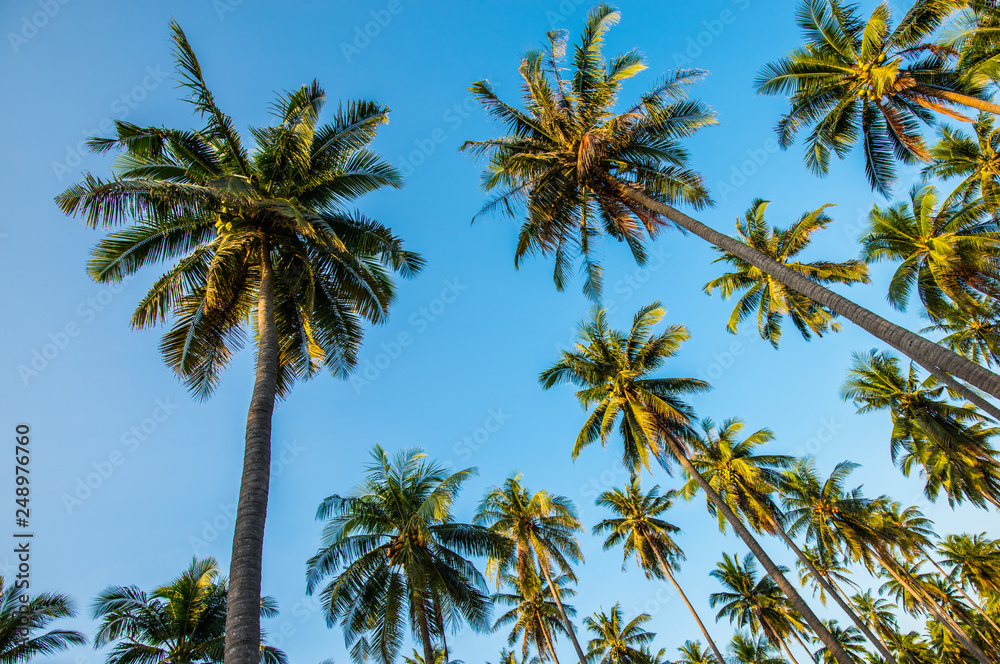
[2,1,998,664]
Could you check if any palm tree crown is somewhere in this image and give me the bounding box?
[583,604,654,664]
[0,578,84,664]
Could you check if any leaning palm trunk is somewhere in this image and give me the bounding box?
[920,363,1000,423]
[871,545,993,664]
[604,175,1000,400]
[776,636,802,664]
[224,236,280,664]
[647,539,726,664]
[918,545,1000,648]
[770,521,898,664]
[537,563,587,664]
[658,436,855,664]
[542,624,562,664]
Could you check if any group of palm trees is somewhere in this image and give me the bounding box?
[42,0,1000,664]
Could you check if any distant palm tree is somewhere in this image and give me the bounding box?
[56,24,422,664]
[672,641,717,664]
[594,481,725,664]
[756,0,1000,196]
[725,634,784,664]
[92,558,282,664]
[540,302,852,664]
[492,569,573,664]
[937,533,1000,608]
[709,553,809,664]
[850,591,900,650]
[475,475,587,664]
[403,647,465,664]
[306,447,506,664]
[812,621,866,664]
[703,199,869,347]
[0,578,84,664]
[489,648,541,664]
[924,115,1000,210]
[582,604,653,664]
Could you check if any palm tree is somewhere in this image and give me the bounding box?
[594,481,725,664]
[403,647,465,664]
[923,114,1000,210]
[55,24,422,664]
[92,558,282,664]
[489,648,541,664]
[492,569,573,664]
[755,0,999,196]
[937,533,1000,609]
[841,349,1000,506]
[813,621,867,664]
[0,578,84,664]
[703,199,869,347]
[540,302,854,664]
[462,4,1000,399]
[921,296,1000,367]
[306,447,506,664]
[710,553,809,664]
[726,634,784,664]
[475,475,587,664]
[672,641,717,664]
[681,418,894,664]
[583,604,653,664]
[850,591,900,650]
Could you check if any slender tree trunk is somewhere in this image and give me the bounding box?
[788,631,814,663]
[912,85,1000,116]
[658,436,856,664]
[647,537,726,664]
[772,524,898,664]
[224,235,279,664]
[538,562,588,664]
[434,596,449,664]
[542,624,563,664]
[777,637,802,664]
[918,546,1000,646]
[415,599,437,664]
[921,362,1000,423]
[605,175,1000,400]
[872,546,994,664]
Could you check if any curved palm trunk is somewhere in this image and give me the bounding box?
[920,362,1000,423]
[912,85,1000,116]
[224,235,279,664]
[871,546,994,664]
[605,175,1000,400]
[537,562,588,664]
[657,436,855,664]
[918,546,1000,646]
[646,538,726,664]
[771,524,898,664]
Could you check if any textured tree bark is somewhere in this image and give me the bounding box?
[224,235,279,664]
[538,562,588,664]
[647,540,726,664]
[606,175,1000,400]
[659,436,855,664]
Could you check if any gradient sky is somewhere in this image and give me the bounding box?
[2,1,997,664]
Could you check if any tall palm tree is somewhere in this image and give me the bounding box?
[92,558,283,664]
[813,621,867,664]
[490,648,541,664]
[921,296,1000,367]
[681,418,894,664]
[841,349,1000,506]
[492,570,573,664]
[850,591,900,651]
[403,647,465,664]
[540,302,854,664]
[0,579,84,664]
[582,604,653,664]
[672,641,717,664]
[55,24,422,664]
[462,4,1000,399]
[305,446,506,664]
[703,199,869,347]
[755,0,998,196]
[594,481,725,664]
[710,553,810,664]
[923,115,1000,210]
[475,475,587,664]
[937,533,1000,609]
[726,634,785,664]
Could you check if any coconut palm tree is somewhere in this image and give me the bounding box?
[492,569,573,664]
[583,604,653,664]
[0,578,84,664]
[813,621,867,664]
[463,4,1000,400]
[937,533,1000,609]
[947,0,1000,87]
[841,349,1000,506]
[490,648,541,664]
[923,115,1000,210]
[710,553,810,664]
[681,418,895,663]
[55,24,422,664]
[861,184,1000,315]
[92,558,283,664]
[540,302,854,664]
[703,199,869,347]
[850,591,900,651]
[403,647,465,664]
[921,296,1000,367]
[594,481,725,664]
[755,0,999,196]
[475,475,587,664]
[672,641,717,664]
[306,446,506,664]
[726,634,785,664]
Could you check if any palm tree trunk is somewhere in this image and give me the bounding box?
[224,234,279,664]
[920,362,1000,423]
[657,436,855,664]
[788,631,814,663]
[542,625,563,664]
[777,637,802,664]
[918,545,1000,646]
[912,85,1000,116]
[872,546,994,664]
[646,537,726,664]
[537,562,588,664]
[604,174,1000,400]
[771,524,898,664]
[434,596,450,664]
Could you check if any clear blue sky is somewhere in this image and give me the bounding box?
[1,1,996,663]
